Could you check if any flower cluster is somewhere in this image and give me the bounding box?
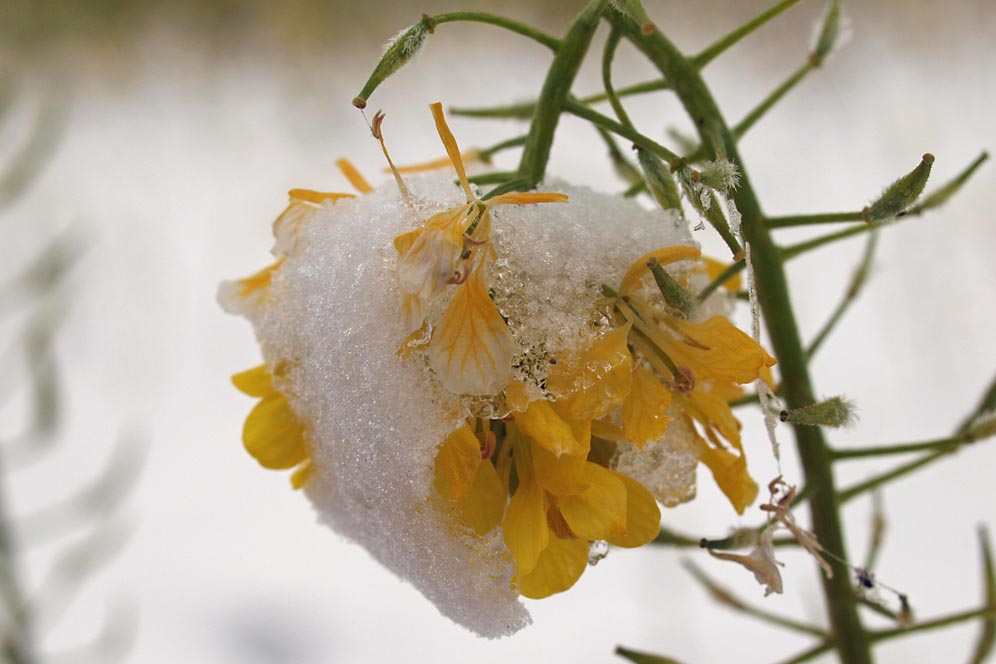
[219,104,774,634]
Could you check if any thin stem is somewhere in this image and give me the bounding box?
[734,61,815,138]
[516,0,610,187]
[775,641,834,664]
[466,171,516,186]
[0,456,33,663]
[601,27,634,129]
[428,12,560,51]
[971,526,996,664]
[766,211,865,228]
[871,605,996,643]
[690,0,805,70]
[450,78,670,120]
[482,177,528,200]
[863,491,886,573]
[562,100,681,166]
[958,371,996,435]
[683,560,827,637]
[781,225,870,261]
[832,434,970,460]
[839,450,949,504]
[608,11,872,663]
[806,231,878,359]
[479,134,527,161]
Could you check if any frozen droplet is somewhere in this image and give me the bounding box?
[588,540,610,566]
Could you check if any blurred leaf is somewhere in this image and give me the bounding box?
[45,598,138,664]
[0,97,67,210]
[18,433,146,546]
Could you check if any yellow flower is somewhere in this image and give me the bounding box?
[232,364,312,489]
[394,103,566,395]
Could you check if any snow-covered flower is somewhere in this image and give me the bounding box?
[219,103,775,636]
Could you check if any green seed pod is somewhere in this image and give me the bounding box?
[911,150,989,215]
[636,147,682,212]
[810,0,845,66]
[863,153,934,223]
[353,21,430,108]
[780,396,857,428]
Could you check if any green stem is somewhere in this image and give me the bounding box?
[428,12,560,51]
[776,641,834,664]
[766,211,866,228]
[516,0,610,187]
[871,605,996,643]
[832,434,969,460]
[479,134,527,161]
[683,560,827,637]
[450,77,669,120]
[0,456,33,663]
[781,225,870,260]
[562,100,681,166]
[838,450,949,504]
[602,27,635,129]
[690,0,806,70]
[958,371,996,435]
[734,61,815,138]
[806,231,879,359]
[608,11,872,663]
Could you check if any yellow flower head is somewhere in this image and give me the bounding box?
[221,102,773,635]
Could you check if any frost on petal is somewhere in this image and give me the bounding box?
[621,366,672,448]
[708,526,784,596]
[547,324,634,420]
[428,267,516,395]
[433,425,482,501]
[217,257,286,314]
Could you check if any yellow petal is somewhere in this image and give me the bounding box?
[488,192,568,206]
[685,387,743,449]
[272,202,318,255]
[666,316,777,385]
[290,459,312,490]
[429,102,473,200]
[558,462,627,540]
[619,245,701,294]
[514,400,585,458]
[232,364,274,397]
[433,425,482,501]
[503,478,549,577]
[393,227,423,255]
[517,536,589,599]
[701,256,742,293]
[243,395,308,470]
[504,380,533,414]
[531,417,591,496]
[547,324,634,420]
[621,365,672,448]
[287,189,354,204]
[427,268,516,395]
[458,461,506,536]
[335,158,373,194]
[392,149,482,174]
[698,442,758,515]
[606,471,661,548]
[221,258,287,310]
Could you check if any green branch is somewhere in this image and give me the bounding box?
[690,0,806,70]
[563,100,681,166]
[871,605,996,643]
[606,8,872,662]
[734,61,815,138]
[427,12,561,50]
[766,211,865,228]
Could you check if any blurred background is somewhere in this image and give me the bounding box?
[1,0,994,662]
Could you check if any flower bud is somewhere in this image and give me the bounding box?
[810,0,848,66]
[863,153,934,223]
[780,395,857,428]
[354,21,430,108]
[636,147,682,212]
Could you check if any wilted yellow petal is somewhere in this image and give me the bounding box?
[621,366,672,448]
[335,158,373,194]
[517,535,589,599]
[547,324,633,420]
[667,316,776,385]
[429,102,473,201]
[243,395,308,470]
[457,461,506,536]
[504,380,532,414]
[607,470,661,548]
[433,425,482,501]
[708,527,783,595]
[428,268,516,395]
[290,459,312,490]
[558,463,627,540]
[698,442,758,515]
[685,388,743,449]
[488,192,568,206]
[619,245,701,294]
[393,227,422,255]
[514,400,585,458]
[232,364,273,397]
[701,256,742,292]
